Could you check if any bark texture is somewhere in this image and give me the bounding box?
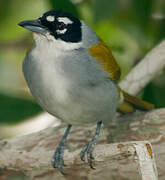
[0,108,165,179]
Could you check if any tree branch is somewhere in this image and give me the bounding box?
[119,40,165,95]
[1,108,165,179]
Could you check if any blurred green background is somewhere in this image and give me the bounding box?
[0,0,165,131]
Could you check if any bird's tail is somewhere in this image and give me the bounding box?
[117,88,154,114]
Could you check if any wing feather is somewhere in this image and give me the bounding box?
[89,39,121,82]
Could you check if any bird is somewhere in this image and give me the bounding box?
[18,10,154,174]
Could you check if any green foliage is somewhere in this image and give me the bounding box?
[49,0,79,17]
[0,93,42,124]
[88,0,165,52]
[0,0,48,42]
[90,0,120,22]
[143,80,165,108]
[131,0,154,30]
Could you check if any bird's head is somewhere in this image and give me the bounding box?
[18,10,87,50]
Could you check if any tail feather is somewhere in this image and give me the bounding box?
[118,88,154,114]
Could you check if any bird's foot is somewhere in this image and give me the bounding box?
[52,124,72,174]
[52,145,66,174]
[80,120,102,169]
[80,137,98,169]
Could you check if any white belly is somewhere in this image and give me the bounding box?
[23,47,118,126]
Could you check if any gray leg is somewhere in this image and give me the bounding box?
[80,120,102,169]
[52,124,72,174]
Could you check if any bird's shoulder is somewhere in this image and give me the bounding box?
[88,38,121,82]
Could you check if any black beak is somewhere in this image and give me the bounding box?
[18,19,47,35]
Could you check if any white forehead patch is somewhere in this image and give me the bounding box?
[46,15,55,22]
[58,17,73,25]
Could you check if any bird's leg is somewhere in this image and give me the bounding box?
[80,120,102,169]
[52,124,72,174]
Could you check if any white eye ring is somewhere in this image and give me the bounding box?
[56,29,67,34]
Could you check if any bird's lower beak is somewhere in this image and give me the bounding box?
[18,19,47,35]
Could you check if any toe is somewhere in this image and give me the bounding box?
[52,158,56,168]
[80,144,88,161]
[57,161,65,175]
[87,148,95,169]
[52,146,66,174]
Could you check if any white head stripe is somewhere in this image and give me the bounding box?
[57,17,73,24]
[46,15,55,22]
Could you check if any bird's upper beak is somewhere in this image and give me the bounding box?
[18,19,47,35]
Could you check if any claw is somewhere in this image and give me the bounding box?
[52,159,56,168]
[58,166,66,175]
[89,153,95,169]
[80,154,85,161]
[89,161,95,169]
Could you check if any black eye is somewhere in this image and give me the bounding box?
[57,22,66,30]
